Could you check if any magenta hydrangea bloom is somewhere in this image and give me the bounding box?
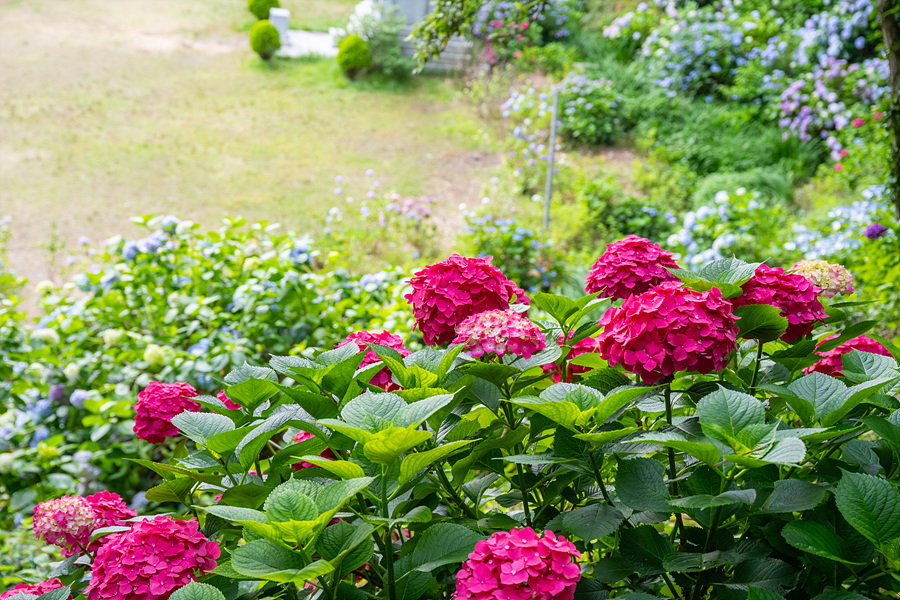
[790,259,855,298]
[596,282,738,384]
[406,254,529,346]
[336,330,411,391]
[216,390,242,410]
[454,527,582,600]
[805,335,892,376]
[291,430,336,471]
[133,382,201,444]
[0,579,69,600]
[84,491,137,551]
[453,309,546,359]
[585,235,681,300]
[733,265,827,342]
[33,496,100,557]
[85,516,219,600]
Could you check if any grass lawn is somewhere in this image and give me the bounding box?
[0,0,499,286]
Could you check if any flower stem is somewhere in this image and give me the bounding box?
[381,466,397,600]
[664,384,685,542]
[749,341,764,395]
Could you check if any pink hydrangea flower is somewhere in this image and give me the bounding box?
[544,333,603,382]
[805,335,892,376]
[216,390,242,410]
[790,259,855,298]
[336,330,411,391]
[33,496,100,556]
[453,309,546,359]
[454,527,581,600]
[133,382,200,444]
[585,235,681,300]
[291,430,336,470]
[0,579,69,600]
[733,265,827,342]
[85,516,219,600]
[406,254,529,346]
[596,282,738,384]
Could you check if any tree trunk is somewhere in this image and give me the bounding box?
[878,0,900,218]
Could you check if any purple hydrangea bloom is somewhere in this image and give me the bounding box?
[864,222,888,240]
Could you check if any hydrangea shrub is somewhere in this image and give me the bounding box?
[5,241,900,600]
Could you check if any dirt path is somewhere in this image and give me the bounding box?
[0,0,500,294]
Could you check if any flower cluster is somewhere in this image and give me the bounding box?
[216,390,242,410]
[133,381,200,444]
[733,265,827,342]
[454,528,582,600]
[794,0,875,66]
[554,74,626,145]
[544,333,603,382]
[453,309,546,359]
[805,335,892,376]
[500,86,562,190]
[596,282,739,383]
[790,259,854,297]
[585,235,680,300]
[33,496,99,556]
[85,516,219,600]
[336,329,411,390]
[406,254,528,346]
[0,579,69,600]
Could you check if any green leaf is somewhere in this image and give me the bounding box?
[616,458,671,512]
[237,411,309,470]
[264,487,318,523]
[562,503,624,541]
[294,456,366,479]
[530,292,579,325]
[144,477,193,504]
[619,524,677,576]
[842,350,899,384]
[317,520,375,578]
[411,523,484,572]
[575,428,641,445]
[810,593,871,600]
[169,582,227,600]
[735,304,789,342]
[696,386,765,450]
[761,480,828,513]
[625,431,721,467]
[274,385,340,419]
[363,427,433,464]
[35,587,72,600]
[394,393,457,428]
[88,526,130,545]
[788,373,849,423]
[594,386,653,424]
[206,425,256,456]
[670,489,756,509]
[202,506,268,524]
[726,558,797,593]
[226,378,279,411]
[461,362,521,388]
[399,440,473,484]
[225,363,277,384]
[232,540,327,583]
[342,391,406,431]
[510,397,581,431]
[747,588,787,600]
[834,470,900,546]
[316,478,375,514]
[170,412,235,446]
[782,521,868,564]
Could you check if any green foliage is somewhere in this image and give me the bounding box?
[337,35,372,78]
[516,42,579,79]
[692,168,795,207]
[334,2,414,79]
[247,0,280,21]
[249,20,281,61]
[575,176,677,244]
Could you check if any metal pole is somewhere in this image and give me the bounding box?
[543,88,560,230]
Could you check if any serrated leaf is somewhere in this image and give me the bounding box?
[726,557,797,593]
[619,524,677,576]
[393,393,456,428]
[670,489,756,508]
[411,523,484,572]
[144,477,193,504]
[225,363,277,385]
[342,392,406,431]
[226,378,279,411]
[264,487,318,523]
[625,431,721,467]
[782,521,868,564]
[616,458,671,512]
[575,428,641,445]
[169,582,227,600]
[761,480,828,513]
[35,587,71,600]
[696,386,765,450]
[834,470,900,546]
[294,456,366,479]
[399,440,473,484]
[562,503,624,541]
[171,412,235,446]
[735,304,789,342]
[788,373,849,422]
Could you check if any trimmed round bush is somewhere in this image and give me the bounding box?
[337,34,371,78]
[247,0,279,20]
[249,20,281,60]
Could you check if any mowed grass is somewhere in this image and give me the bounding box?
[0,0,498,283]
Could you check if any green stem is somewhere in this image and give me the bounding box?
[381,466,397,600]
[501,399,534,527]
[664,384,685,542]
[436,466,477,519]
[749,341,764,395]
[588,451,613,505]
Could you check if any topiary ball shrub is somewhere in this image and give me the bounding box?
[337,34,371,79]
[249,20,281,61]
[247,0,279,20]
